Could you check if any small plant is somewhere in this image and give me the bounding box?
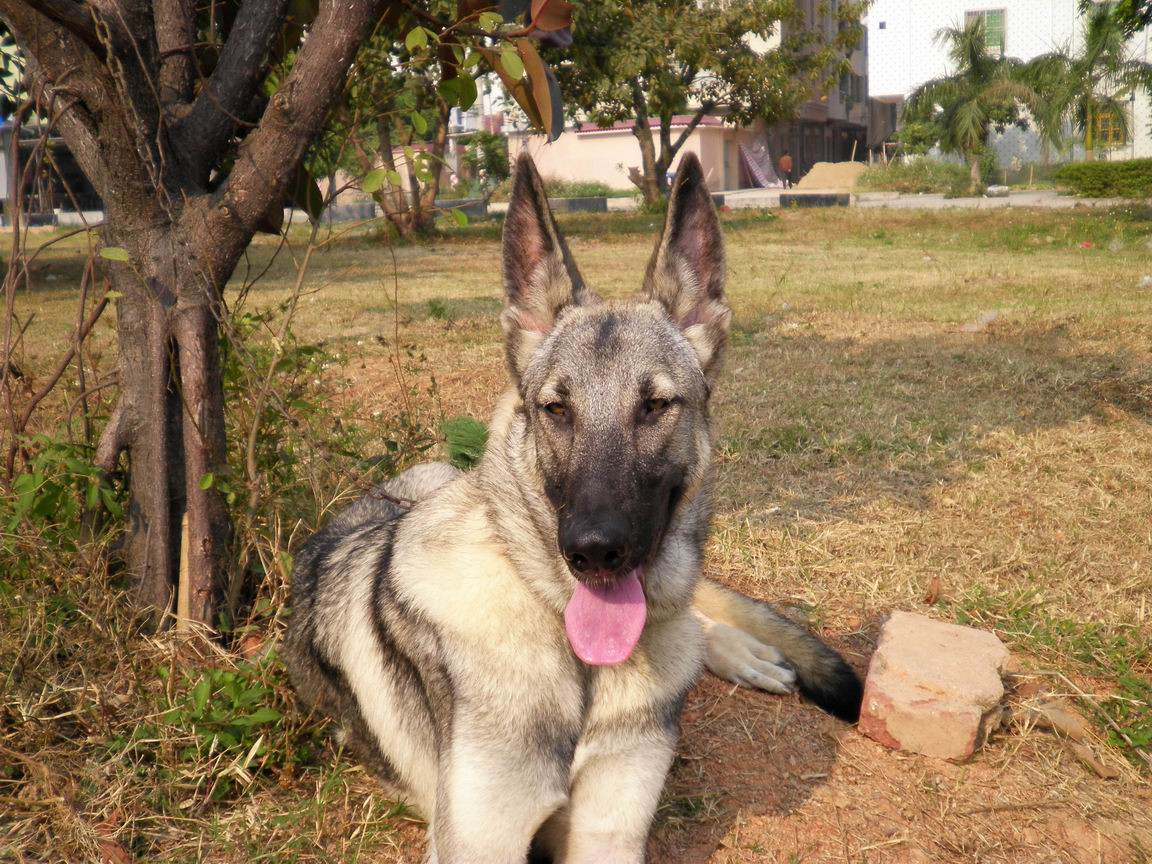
[427,298,453,321]
[116,649,324,803]
[1105,674,1152,758]
[441,415,488,470]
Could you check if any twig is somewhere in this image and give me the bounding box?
[957,799,1074,816]
[243,219,323,514]
[5,278,111,477]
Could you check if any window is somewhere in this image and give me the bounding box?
[966,9,1005,58]
[878,21,887,30]
[1095,109,1128,147]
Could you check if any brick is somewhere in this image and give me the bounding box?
[859,611,1011,761]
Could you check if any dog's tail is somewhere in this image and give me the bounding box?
[695,579,863,722]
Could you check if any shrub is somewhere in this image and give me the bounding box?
[488,176,633,201]
[1052,158,1152,198]
[857,159,975,197]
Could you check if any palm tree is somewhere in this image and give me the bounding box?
[1027,2,1152,161]
[904,18,1040,194]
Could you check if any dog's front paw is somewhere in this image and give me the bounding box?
[702,620,797,694]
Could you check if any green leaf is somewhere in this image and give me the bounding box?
[411,111,428,135]
[242,707,282,725]
[105,290,123,299]
[290,166,325,222]
[500,48,525,81]
[192,676,211,714]
[478,10,503,29]
[452,208,469,227]
[455,75,478,111]
[199,472,215,490]
[405,27,428,52]
[362,168,390,194]
[441,415,488,469]
[100,486,124,519]
[99,247,130,262]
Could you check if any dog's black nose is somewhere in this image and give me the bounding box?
[560,524,629,575]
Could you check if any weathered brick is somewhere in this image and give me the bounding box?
[859,611,1011,761]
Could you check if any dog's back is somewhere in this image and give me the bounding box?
[283,462,460,796]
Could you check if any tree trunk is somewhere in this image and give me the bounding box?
[629,80,662,208]
[656,111,674,197]
[414,100,452,234]
[0,0,463,632]
[969,154,982,195]
[105,215,232,628]
[110,240,185,623]
[361,117,416,239]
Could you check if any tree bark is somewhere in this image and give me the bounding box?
[630,80,661,207]
[969,153,982,195]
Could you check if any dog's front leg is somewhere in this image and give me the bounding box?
[428,735,568,864]
[554,733,676,864]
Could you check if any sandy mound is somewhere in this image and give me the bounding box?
[797,161,868,191]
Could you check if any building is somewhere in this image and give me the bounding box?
[507,116,769,193]
[504,3,873,193]
[866,0,1152,163]
[761,0,872,176]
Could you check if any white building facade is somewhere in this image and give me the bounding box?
[866,0,1152,163]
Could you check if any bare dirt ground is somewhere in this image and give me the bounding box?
[3,206,1151,862]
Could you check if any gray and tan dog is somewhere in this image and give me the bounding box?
[283,152,861,863]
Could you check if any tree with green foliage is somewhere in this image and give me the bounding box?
[460,130,512,200]
[1084,0,1152,38]
[319,29,454,239]
[1029,2,1152,161]
[892,118,947,155]
[548,0,865,206]
[0,0,566,630]
[904,17,1040,194]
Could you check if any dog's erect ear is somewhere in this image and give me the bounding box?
[501,153,594,379]
[643,152,731,380]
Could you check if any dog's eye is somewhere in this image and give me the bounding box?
[544,402,568,418]
[644,397,671,416]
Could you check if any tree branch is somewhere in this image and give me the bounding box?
[186,0,390,267]
[154,0,195,106]
[176,0,290,181]
[668,101,714,161]
[16,0,105,56]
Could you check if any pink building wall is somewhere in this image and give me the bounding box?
[507,119,767,192]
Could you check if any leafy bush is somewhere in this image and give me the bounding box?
[1052,158,1152,198]
[858,159,974,196]
[489,176,633,201]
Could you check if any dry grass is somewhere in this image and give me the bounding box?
[3,205,1151,862]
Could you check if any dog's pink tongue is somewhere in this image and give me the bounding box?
[564,568,647,666]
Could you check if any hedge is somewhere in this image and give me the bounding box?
[1052,159,1152,198]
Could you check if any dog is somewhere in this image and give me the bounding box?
[283,152,862,863]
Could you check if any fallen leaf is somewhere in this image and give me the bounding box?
[1065,741,1119,779]
[923,575,942,605]
[1031,699,1093,742]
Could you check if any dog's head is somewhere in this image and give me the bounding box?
[500,153,729,661]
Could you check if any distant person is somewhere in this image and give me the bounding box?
[779,150,793,188]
